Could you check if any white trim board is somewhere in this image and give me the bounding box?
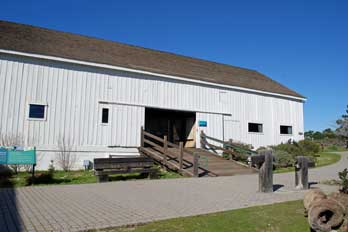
[98,100,232,116]
[0,49,307,102]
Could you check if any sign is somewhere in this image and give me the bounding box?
[0,147,36,165]
[198,120,207,127]
[0,148,7,164]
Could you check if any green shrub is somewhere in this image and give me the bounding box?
[274,143,302,157]
[26,172,53,185]
[338,168,348,194]
[273,150,294,168]
[0,165,13,178]
[273,150,295,168]
[256,146,268,152]
[298,140,320,156]
[272,140,320,159]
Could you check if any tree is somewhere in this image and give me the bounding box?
[336,105,348,138]
[56,135,76,171]
[304,130,314,140]
[322,128,336,139]
[312,131,324,140]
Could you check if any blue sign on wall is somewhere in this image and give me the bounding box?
[198,120,207,127]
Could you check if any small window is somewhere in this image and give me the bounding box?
[29,104,46,119]
[280,125,292,135]
[101,108,109,124]
[248,123,263,133]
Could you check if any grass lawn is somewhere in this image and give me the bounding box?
[274,152,341,174]
[97,200,308,232]
[323,146,348,152]
[0,167,182,188]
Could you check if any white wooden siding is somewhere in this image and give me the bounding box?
[0,53,304,154]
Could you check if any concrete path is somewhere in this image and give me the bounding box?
[1,152,347,232]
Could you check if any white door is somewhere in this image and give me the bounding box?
[223,115,241,142]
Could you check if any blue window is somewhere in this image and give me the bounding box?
[29,104,46,119]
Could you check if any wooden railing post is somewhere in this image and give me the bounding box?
[163,135,168,167]
[200,130,205,149]
[140,126,144,147]
[179,142,184,171]
[193,153,199,177]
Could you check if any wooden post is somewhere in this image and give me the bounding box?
[179,142,184,171]
[200,130,205,149]
[31,164,36,185]
[193,153,199,177]
[97,174,108,183]
[258,150,273,193]
[295,156,309,190]
[140,126,144,147]
[163,135,168,167]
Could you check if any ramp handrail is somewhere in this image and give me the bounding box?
[200,131,256,160]
[140,127,200,177]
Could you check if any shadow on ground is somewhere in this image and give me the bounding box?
[0,165,23,231]
[273,184,285,191]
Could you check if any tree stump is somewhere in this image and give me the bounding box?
[295,156,309,190]
[258,150,273,193]
[304,189,347,232]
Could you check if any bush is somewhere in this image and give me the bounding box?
[298,140,320,157]
[339,168,348,194]
[0,165,13,178]
[273,143,302,157]
[273,150,294,168]
[26,172,53,185]
[273,140,320,158]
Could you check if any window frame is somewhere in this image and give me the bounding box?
[280,125,293,135]
[248,122,263,134]
[101,106,110,125]
[27,103,48,121]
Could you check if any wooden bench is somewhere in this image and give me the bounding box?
[94,156,158,182]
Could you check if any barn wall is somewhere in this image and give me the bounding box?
[0,53,305,168]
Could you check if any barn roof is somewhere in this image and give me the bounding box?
[0,20,304,99]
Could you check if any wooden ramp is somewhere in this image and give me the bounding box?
[139,127,257,177]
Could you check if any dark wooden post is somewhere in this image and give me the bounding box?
[200,130,205,149]
[140,126,144,147]
[163,135,168,167]
[97,174,108,183]
[193,153,199,177]
[179,142,184,171]
[295,156,309,190]
[258,150,273,193]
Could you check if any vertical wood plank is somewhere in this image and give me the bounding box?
[140,126,144,147]
[193,153,199,177]
[179,142,184,171]
[163,135,168,167]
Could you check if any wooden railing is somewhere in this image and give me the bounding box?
[140,126,200,177]
[200,131,256,160]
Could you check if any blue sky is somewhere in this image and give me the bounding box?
[1,0,347,131]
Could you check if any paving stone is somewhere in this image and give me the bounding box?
[0,152,346,232]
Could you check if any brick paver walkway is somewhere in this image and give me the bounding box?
[1,152,347,232]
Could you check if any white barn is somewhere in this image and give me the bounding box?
[0,21,306,169]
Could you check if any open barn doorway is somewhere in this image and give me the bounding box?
[145,108,196,147]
